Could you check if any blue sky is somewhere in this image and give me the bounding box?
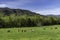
[0,0,60,15]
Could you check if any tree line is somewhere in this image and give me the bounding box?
[0,14,60,28]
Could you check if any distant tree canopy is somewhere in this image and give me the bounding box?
[0,14,59,28]
[0,8,59,28]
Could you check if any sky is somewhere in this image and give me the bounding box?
[0,0,60,15]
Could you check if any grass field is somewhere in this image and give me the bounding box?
[0,25,60,40]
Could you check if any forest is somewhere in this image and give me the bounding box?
[0,8,60,28]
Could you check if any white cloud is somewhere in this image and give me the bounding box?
[0,4,7,7]
[36,8,60,15]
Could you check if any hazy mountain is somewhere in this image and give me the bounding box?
[0,7,59,18]
[46,14,60,18]
[0,7,40,16]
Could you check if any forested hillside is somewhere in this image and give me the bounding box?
[0,7,40,16]
[0,8,60,28]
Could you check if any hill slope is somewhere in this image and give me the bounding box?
[0,7,40,16]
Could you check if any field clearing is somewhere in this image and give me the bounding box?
[0,25,60,40]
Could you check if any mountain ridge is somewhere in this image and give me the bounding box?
[0,7,40,16]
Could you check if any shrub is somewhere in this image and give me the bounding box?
[55,27,57,29]
[51,28,53,29]
[7,30,10,32]
[43,28,46,30]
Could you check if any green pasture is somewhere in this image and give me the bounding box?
[0,25,60,40]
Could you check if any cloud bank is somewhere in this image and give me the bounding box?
[0,4,7,7]
[36,8,60,15]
